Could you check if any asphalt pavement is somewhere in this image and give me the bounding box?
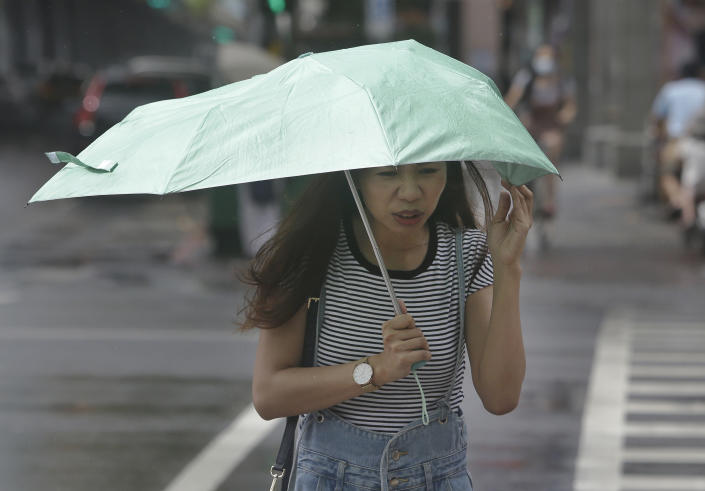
[1,133,704,491]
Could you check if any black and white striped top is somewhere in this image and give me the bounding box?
[316,217,494,434]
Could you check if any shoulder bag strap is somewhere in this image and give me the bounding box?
[269,297,319,490]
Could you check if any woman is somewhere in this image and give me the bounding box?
[243,161,532,490]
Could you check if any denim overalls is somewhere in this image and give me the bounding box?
[292,232,472,491]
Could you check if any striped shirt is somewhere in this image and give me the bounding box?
[316,217,494,434]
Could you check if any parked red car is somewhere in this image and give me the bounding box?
[73,56,213,152]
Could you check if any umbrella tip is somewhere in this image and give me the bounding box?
[45,152,61,164]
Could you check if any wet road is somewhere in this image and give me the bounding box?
[1,135,705,490]
[1,135,258,490]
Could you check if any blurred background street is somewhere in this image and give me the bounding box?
[2,1,705,490]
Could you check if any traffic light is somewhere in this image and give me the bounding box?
[268,0,286,13]
[147,0,171,8]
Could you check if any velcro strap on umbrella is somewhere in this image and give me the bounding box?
[45,151,118,173]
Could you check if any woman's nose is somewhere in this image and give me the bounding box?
[397,175,422,201]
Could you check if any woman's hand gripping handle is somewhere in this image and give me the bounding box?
[369,300,432,386]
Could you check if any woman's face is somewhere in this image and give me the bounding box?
[357,162,447,235]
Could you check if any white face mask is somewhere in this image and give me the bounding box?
[532,55,556,75]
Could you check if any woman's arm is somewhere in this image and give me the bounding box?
[504,84,525,110]
[465,271,525,415]
[252,302,431,420]
[504,69,531,109]
[465,183,532,415]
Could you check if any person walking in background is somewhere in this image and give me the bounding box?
[675,107,705,247]
[237,180,283,258]
[650,60,705,219]
[504,43,577,222]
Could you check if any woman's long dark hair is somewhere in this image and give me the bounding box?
[240,161,493,330]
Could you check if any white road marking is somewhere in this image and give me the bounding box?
[633,322,705,331]
[631,353,705,363]
[630,365,705,378]
[573,311,631,491]
[627,400,705,414]
[572,316,705,490]
[626,422,705,437]
[633,329,705,338]
[623,448,705,463]
[163,403,279,491]
[629,381,705,395]
[620,475,705,490]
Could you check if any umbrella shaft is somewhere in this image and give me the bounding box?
[344,170,402,316]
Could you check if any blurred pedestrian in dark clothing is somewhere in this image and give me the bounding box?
[504,44,577,221]
[237,180,283,258]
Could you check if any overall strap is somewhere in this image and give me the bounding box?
[442,229,466,403]
[312,286,326,366]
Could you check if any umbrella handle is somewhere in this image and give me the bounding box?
[345,170,428,421]
[343,170,402,316]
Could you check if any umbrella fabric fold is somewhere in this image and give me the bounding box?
[29,39,557,204]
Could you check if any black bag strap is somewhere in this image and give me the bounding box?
[269,297,319,490]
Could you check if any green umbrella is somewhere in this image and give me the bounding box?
[28,39,558,443]
[29,39,556,204]
[28,38,557,319]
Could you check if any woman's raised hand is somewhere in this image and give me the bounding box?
[487,181,534,269]
[370,300,431,386]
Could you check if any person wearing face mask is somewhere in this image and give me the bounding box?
[504,44,577,225]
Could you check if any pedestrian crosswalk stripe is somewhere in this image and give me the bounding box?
[574,311,705,491]
[626,422,705,437]
[631,353,705,363]
[630,365,705,377]
[629,381,705,395]
[623,448,705,463]
[631,321,705,331]
[620,474,705,490]
[627,400,705,414]
[572,312,630,491]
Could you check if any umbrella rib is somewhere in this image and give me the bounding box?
[162,104,227,194]
[413,47,503,100]
[309,58,397,164]
[168,158,232,193]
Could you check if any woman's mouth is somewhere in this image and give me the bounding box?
[392,210,424,226]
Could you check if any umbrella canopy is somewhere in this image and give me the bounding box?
[29,39,557,204]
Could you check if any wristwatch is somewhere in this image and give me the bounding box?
[353,357,380,393]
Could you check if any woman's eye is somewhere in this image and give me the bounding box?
[376,171,397,177]
[418,167,439,174]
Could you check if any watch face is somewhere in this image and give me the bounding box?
[353,362,373,385]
